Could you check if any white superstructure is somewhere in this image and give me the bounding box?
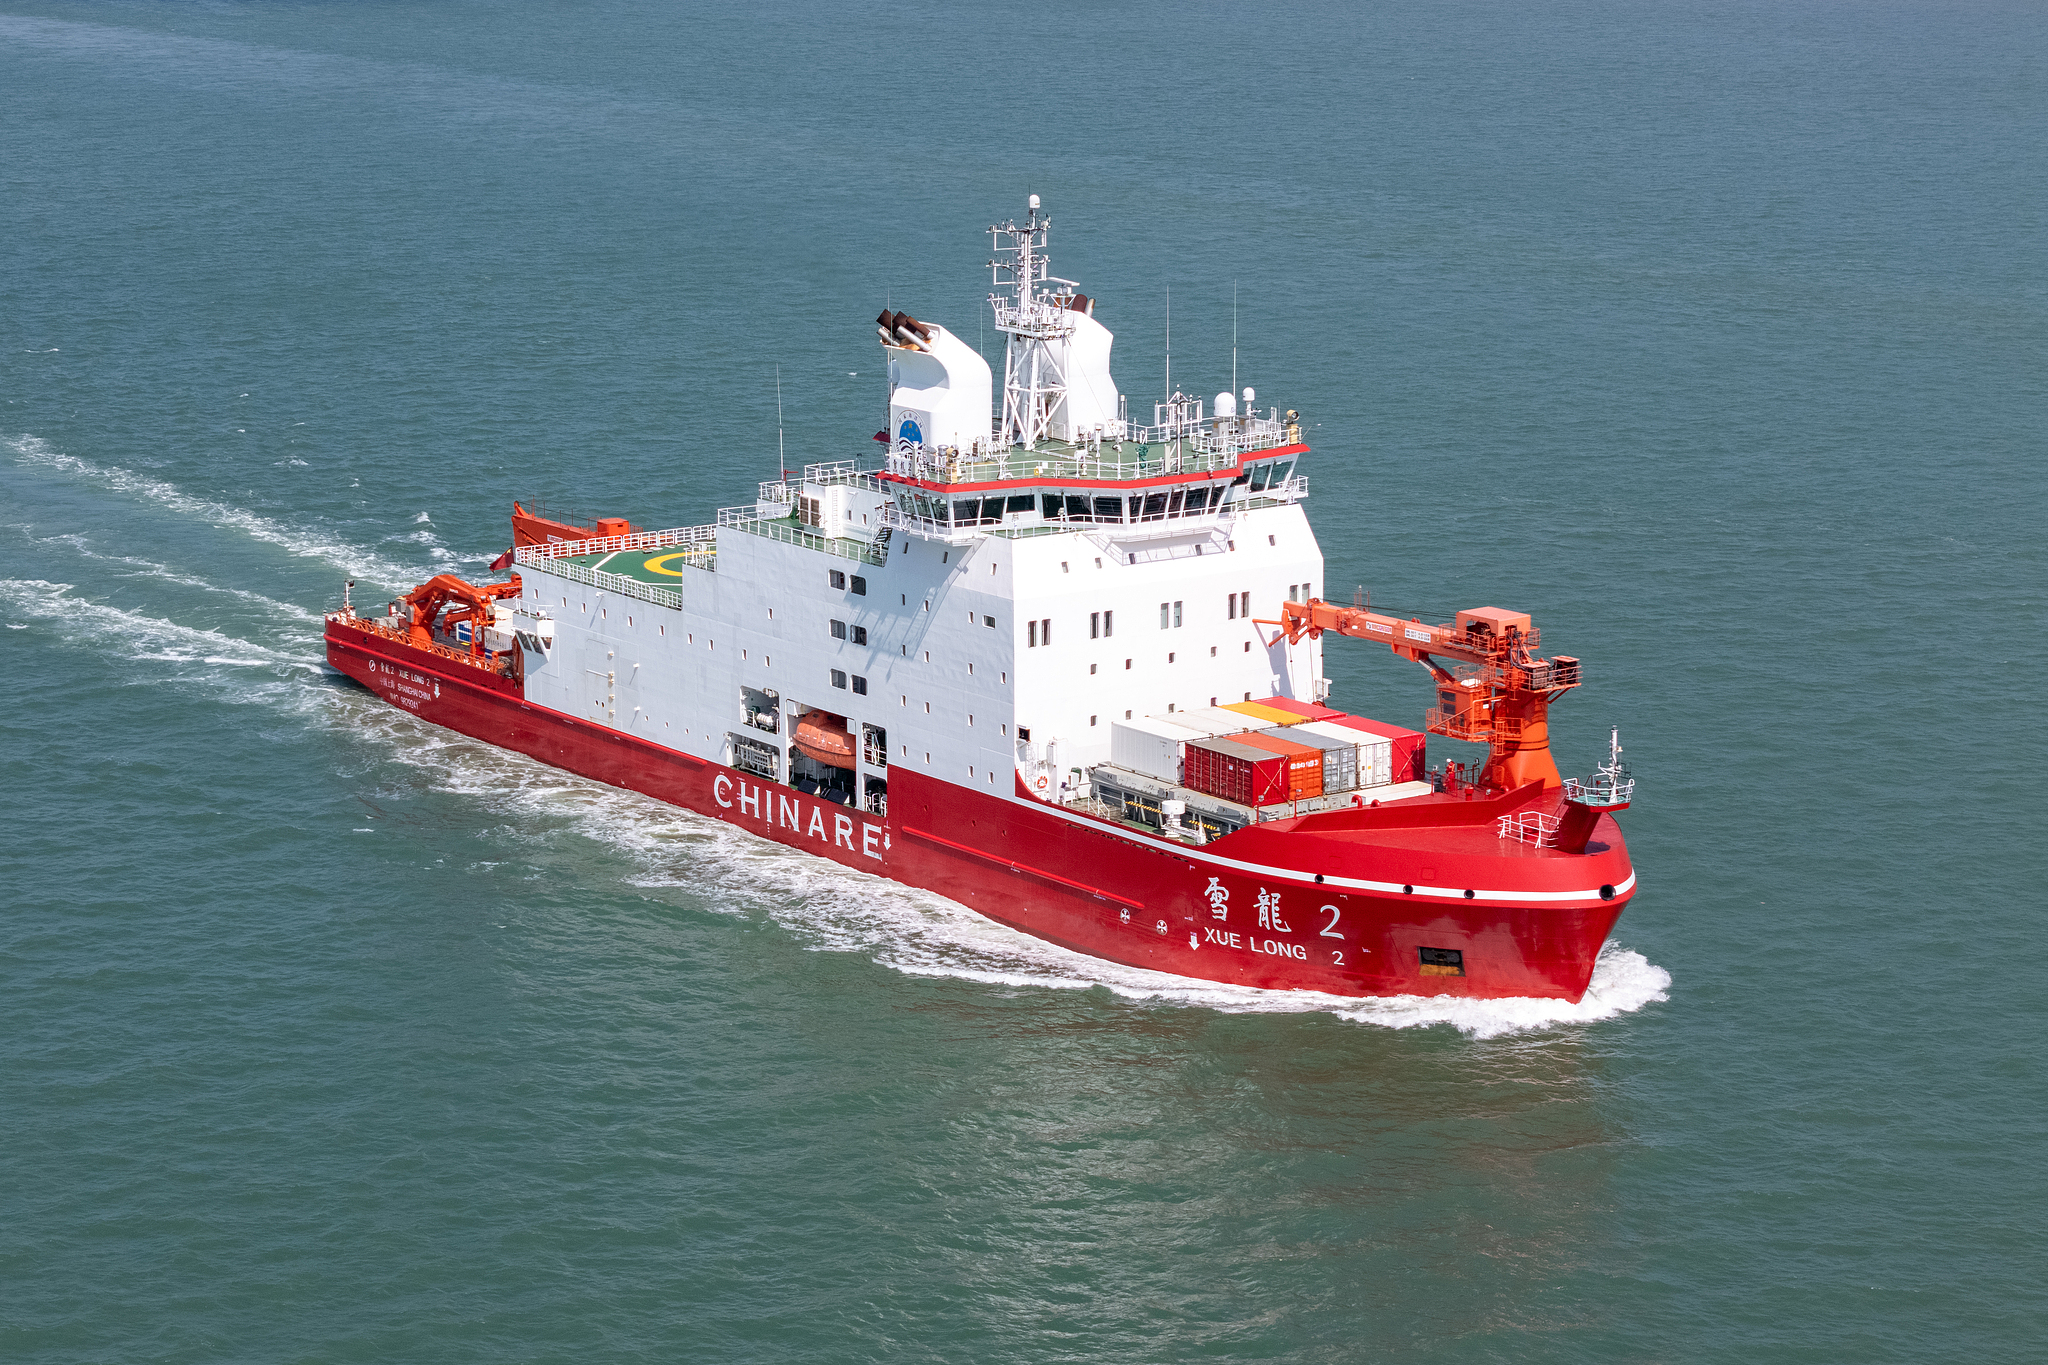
[507,200,1324,822]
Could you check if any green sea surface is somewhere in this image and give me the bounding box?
[3,2,2043,1360]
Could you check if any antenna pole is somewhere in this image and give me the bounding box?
[1232,281,1238,396]
[1164,285,1171,399]
[776,364,786,483]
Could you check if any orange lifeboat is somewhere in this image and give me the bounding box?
[791,709,855,769]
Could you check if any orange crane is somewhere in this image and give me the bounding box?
[1274,600,1582,791]
[402,574,524,656]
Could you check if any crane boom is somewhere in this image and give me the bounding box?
[403,573,524,656]
[1274,599,1582,790]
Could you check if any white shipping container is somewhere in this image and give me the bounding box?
[1111,717,1203,783]
[1295,721,1395,789]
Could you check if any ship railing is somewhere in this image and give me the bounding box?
[328,611,515,676]
[882,440,1263,487]
[1425,707,1528,743]
[755,465,889,499]
[513,522,717,564]
[1126,414,1285,453]
[990,301,1076,338]
[1562,774,1636,806]
[718,508,889,567]
[1498,808,1563,848]
[880,502,983,544]
[881,500,1238,544]
[541,558,692,609]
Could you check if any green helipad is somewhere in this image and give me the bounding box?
[555,544,715,584]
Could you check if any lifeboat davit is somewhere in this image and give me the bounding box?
[791,709,855,769]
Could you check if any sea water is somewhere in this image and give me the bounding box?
[3,2,2043,1360]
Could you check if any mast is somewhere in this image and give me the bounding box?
[988,195,1078,448]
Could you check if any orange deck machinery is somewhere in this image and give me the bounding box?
[1275,601,1582,792]
[402,574,525,656]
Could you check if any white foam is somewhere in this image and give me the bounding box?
[36,532,323,625]
[7,433,422,590]
[0,579,319,680]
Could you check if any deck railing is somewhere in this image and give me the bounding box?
[328,611,514,676]
[514,523,717,564]
[541,559,689,610]
[1498,808,1563,848]
[717,508,889,567]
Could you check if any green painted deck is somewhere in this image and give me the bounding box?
[555,543,716,585]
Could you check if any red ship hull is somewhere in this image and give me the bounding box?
[327,616,1634,1002]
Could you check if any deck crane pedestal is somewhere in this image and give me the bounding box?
[1275,600,1583,793]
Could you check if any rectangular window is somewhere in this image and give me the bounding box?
[850,576,866,596]
[1039,618,1051,646]
[851,625,868,645]
[1228,594,1236,620]
[1239,590,1250,618]
[1160,602,1170,629]
[1174,600,1183,627]
[831,669,848,689]
[983,615,996,628]
[852,675,868,695]
[1029,621,1038,648]
[829,569,846,589]
[1090,611,1100,639]
[1103,609,1112,637]
[1005,494,1034,514]
[831,620,847,640]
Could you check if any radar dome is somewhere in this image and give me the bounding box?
[1214,390,1238,418]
